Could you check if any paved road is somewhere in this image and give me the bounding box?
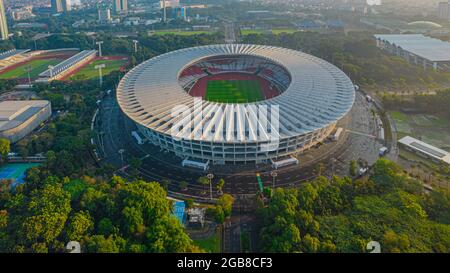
[95,91,383,198]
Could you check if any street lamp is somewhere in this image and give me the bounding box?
[96,41,104,57]
[270,171,278,189]
[24,65,32,85]
[132,40,139,53]
[207,173,214,200]
[118,149,125,167]
[95,64,106,86]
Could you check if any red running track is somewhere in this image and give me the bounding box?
[188,72,281,100]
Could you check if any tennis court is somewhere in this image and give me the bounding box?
[172,201,186,225]
[0,163,40,188]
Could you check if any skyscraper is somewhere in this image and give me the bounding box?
[0,0,8,40]
[51,0,71,14]
[98,8,111,23]
[438,1,450,21]
[114,0,128,15]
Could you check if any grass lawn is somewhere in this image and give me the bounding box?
[69,58,127,80]
[0,59,62,79]
[206,80,263,103]
[390,111,450,151]
[240,28,300,36]
[240,29,267,35]
[193,231,221,253]
[271,28,300,35]
[152,30,215,36]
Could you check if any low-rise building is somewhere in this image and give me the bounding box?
[399,136,450,165]
[375,34,450,71]
[0,100,51,143]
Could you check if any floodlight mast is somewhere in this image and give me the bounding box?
[95,63,106,86]
[96,41,104,57]
[133,40,139,53]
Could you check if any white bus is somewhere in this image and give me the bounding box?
[272,157,299,170]
[131,131,144,145]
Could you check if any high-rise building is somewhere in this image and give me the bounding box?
[174,6,187,21]
[0,0,8,40]
[98,8,111,23]
[438,1,450,21]
[160,0,180,8]
[114,0,128,15]
[51,0,71,14]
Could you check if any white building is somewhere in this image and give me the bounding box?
[438,1,450,21]
[374,34,450,70]
[0,101,52,143]
[399,136,450,165]
[160,0,180,8]
[98,8,111,23]
[0,0,8,40]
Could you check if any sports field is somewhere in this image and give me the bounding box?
[391,111,450,151]
[69,57,128,80]
[0,163,40,188]
[205,80,263,103]
[240,28,300,36]
[0,58,61,80]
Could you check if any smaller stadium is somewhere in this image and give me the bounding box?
[0,48,129,84]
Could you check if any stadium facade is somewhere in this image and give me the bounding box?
[117,44,355,165]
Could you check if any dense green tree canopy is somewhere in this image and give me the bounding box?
[258,159,450,253]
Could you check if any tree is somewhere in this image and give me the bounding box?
[349,160,358,177]
[214,205,225,224]
[382,230,410,253]
[218,194,234,218]
[0,138,10,163]
[160,179,171,191]
[216,178,225,194]
[314,163,326,177]
[65,211,94,241]
[178,181,188,191]
[198,176,210,195]
[20,184,72,250]
[97,218,117,236]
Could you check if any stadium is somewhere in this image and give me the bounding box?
[117,44,355,168]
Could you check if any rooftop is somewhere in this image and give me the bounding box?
[399,136,450,165]
[374,34,450,62]
[0,100,50,132]
[117,44,355,143]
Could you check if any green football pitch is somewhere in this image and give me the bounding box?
[0,59,62,79]
[205,80,263,103]
[69,58,128,80]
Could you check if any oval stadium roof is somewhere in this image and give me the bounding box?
[116,44,355,143]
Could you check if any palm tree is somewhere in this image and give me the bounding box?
[198,176,210,195]
[216,179,225,195]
